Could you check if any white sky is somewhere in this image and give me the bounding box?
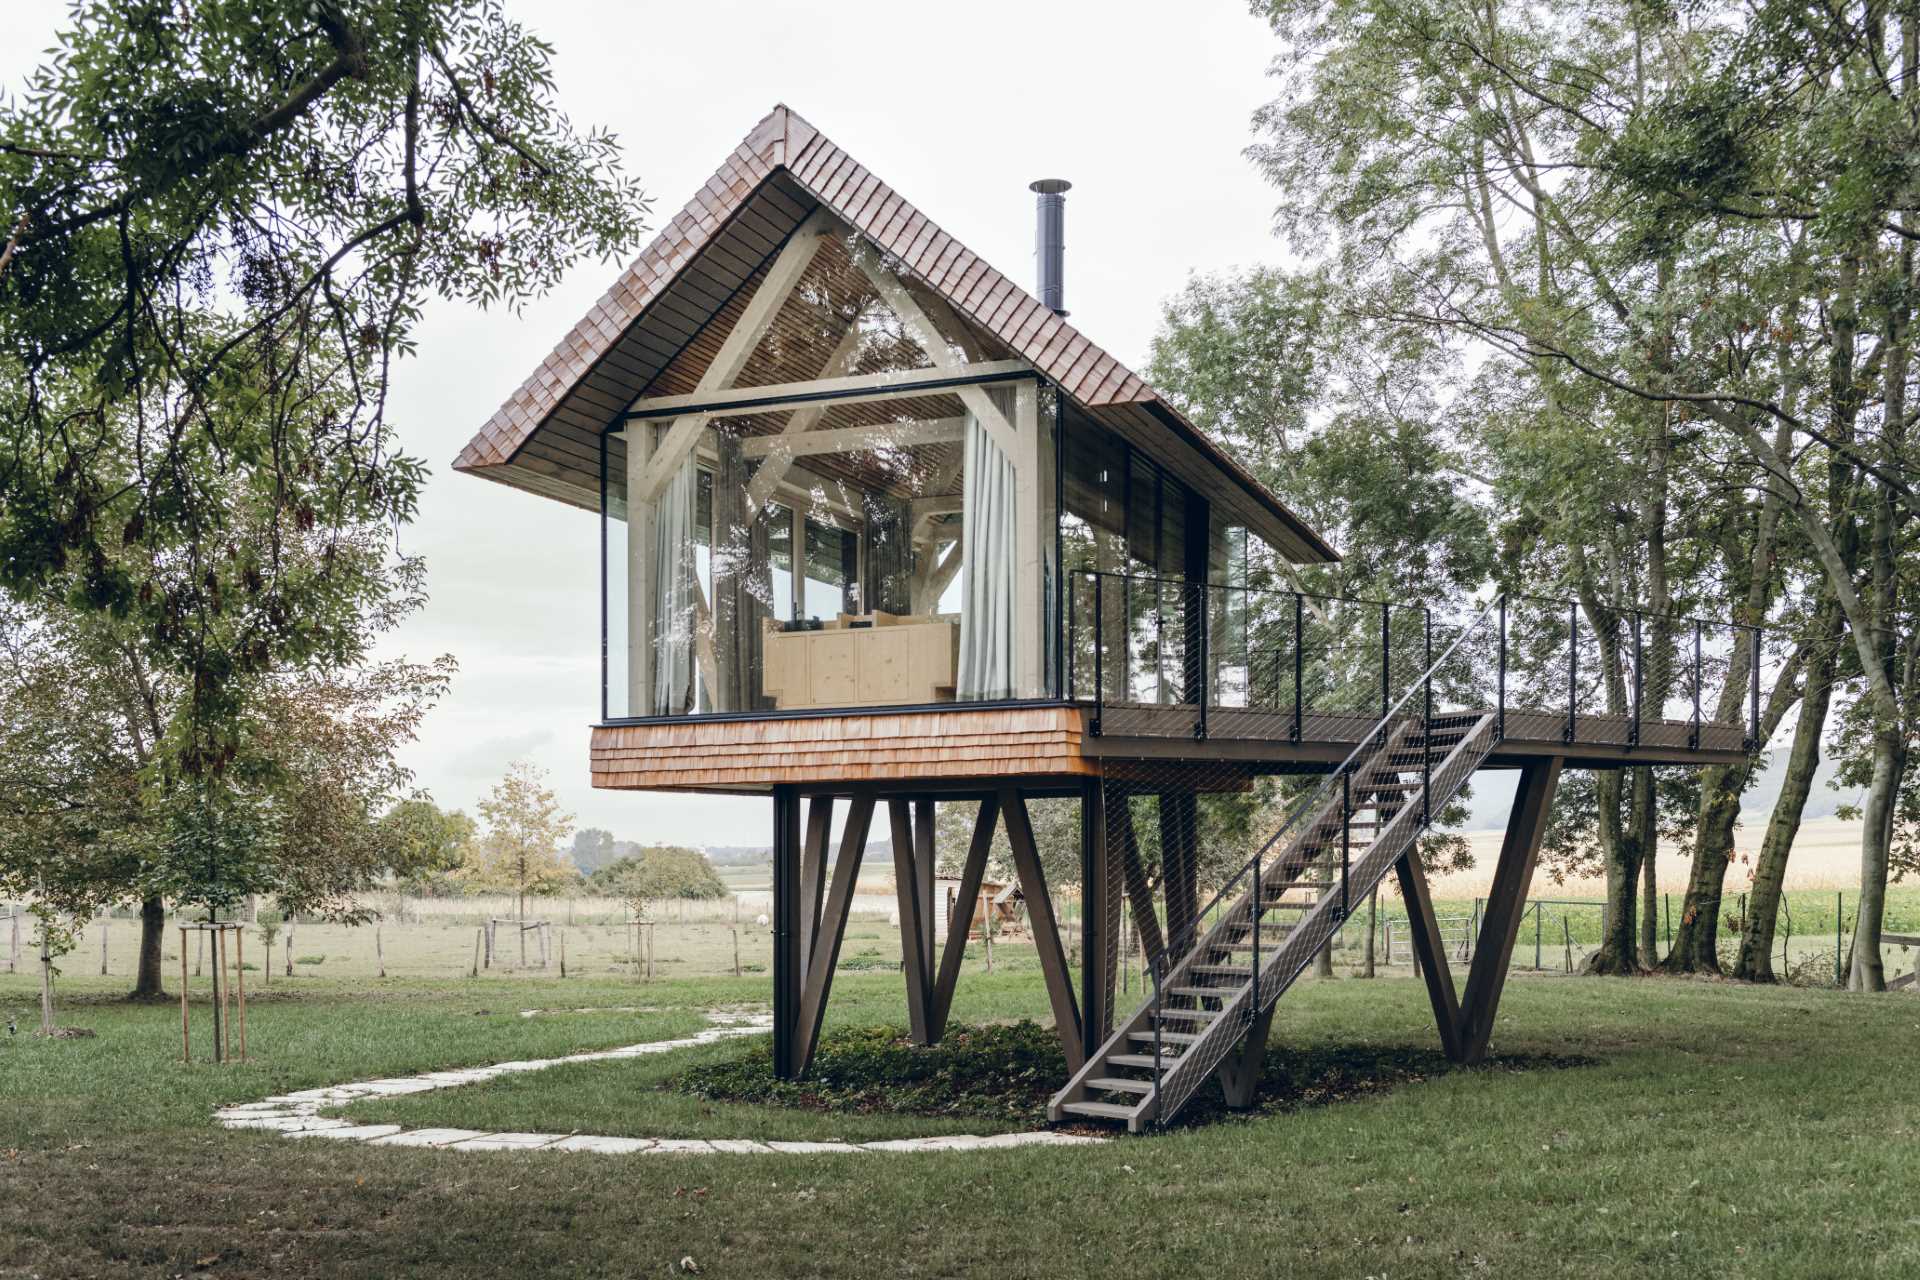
[6,1,1827,850]
[4,0,1312,847]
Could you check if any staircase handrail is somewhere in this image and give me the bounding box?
[1186,594,1506,932]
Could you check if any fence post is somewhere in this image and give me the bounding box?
[100,914,108,976]
[376,923,385,979]
[471,928,481,977]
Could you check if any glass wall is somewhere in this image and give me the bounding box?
[602,376,1051,718]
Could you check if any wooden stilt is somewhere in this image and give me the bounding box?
[1112,796,1166,970]
[1217,999,1279,1110]
[1079,781,1116,1058]
[1002,788,1084,1072]
[888,799,933,1044]
[914,798,936,981]
[1395,846,1464,1063]
[1457,758,1563,1062]
[929,795,998,1041]
[772,785,802,1078]
[791,790,875,1077]
[1159,791,1200,956]
[799,795,833,974]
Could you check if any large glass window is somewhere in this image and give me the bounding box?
[601,377,1050,717]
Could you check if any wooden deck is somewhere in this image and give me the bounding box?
[589,701,1748,794]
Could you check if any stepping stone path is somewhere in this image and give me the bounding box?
[213,1011,1106,1156]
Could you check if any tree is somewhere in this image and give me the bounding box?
[0,0,646,657]
[380,797,479,895]
[467,760,575,917]
[570,828,618,877]
[589,847,728,906]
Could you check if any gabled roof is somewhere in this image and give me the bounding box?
[453,105,1337,564]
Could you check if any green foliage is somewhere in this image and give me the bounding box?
[380,798,479,891]
[588,846,728,903]
[671,1022,1068,1125]
[462,761,576,904]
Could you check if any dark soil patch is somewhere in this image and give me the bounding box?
[666,1021,1594,1131]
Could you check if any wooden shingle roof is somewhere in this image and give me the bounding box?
[453,104,1336,563]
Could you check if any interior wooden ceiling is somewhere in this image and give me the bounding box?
[454,104,1337,564]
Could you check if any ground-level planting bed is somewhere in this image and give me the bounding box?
[5,969,1920,1278]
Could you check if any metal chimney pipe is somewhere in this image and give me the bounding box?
[1030,178,1071,316]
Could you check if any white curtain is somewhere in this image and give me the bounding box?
[652,455,698,714]
[957,410,1015,700]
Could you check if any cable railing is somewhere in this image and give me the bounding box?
[1062,571,1763,751]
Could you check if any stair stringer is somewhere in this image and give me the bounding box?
[1049,714,1497,1131]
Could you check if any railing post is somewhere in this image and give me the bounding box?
[1091,573,1104,737]
[1422,607,1433,827]
[1630,611,1642,748]
[1250,852,1261,1025]
[1291,591,1304,742]
[1380,601,1391,719]
[1195,582,1210,741]
[1690,619,1702,750]
[1121,571,1133,704]
[1564,601,1578,744]
[1067,571,1078,698]
[1340,772,1351,921]
[1496,595,1507,742]
[1151,953,1164,1126]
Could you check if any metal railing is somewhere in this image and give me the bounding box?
[1063,572,1763,750]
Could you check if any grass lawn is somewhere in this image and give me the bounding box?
[2,965,1918,1278]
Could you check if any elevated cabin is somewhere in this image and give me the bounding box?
[457,106,1762,1128]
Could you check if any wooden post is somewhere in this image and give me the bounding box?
[732,926,741,978]
[234,927,247,1062]
[647,923,655,980]
[1394,848,1463,1062]
[888,798,933,1044]
[1002,789,1084,1072]
[1456,758,1563,1063]
[930,795,998,1043]
[375,923,386,979]
[471,927,482,977]
[195,928,204,978]
[99,913,108,975]
[790,789,874,1078]
[9,910,18,973]
[178,928,190,1062]
[560,929,568,978]
[208,927,226,1065]
[283,922,293,977]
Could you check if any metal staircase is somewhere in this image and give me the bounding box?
[1049,603,1506,1131]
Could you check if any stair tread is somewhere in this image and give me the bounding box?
[1108,1053,1179,1070]
[1060,1100,1143,1120]
[1168,985,1243,998]
[1155,1006,1224,1021]
[1086,1076,1154,1094]
[1129,1030,1203,1044]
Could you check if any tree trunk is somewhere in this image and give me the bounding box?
[129,894,168,1000]
[1735,637,1839,980]
[1638,830,1660,967]
[1662,762,1746,973]
[1848,729,1904,991]
[1585,767,1649,974]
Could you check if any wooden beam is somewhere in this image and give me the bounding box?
[628,360,1030,420]
[889,799,933,1044]
[742,309,871,515]
[848,246,1023,458]
[799,795,834,974]
[1457,757,1563,1063]
[1216,1000,1278,1110]
[930,795,999,1041]
[1394,844,1465,1063]
[1079,781,1117,1057]
[1111,795,1166,970]
[914,799,936,981]
[739,416,966,460]
[793,790,875,1077]
[771,786,803,1079]
[1001,788,1085,1072]
[632,209,834,503]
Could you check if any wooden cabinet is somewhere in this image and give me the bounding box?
[762,614,959,709]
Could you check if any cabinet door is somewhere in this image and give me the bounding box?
[810,632,860,707]
[858,626,917,704]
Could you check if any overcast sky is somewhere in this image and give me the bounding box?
[6,1,1836,849]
